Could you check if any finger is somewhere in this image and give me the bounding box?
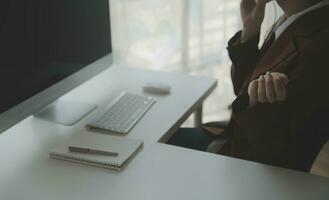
[241,0,255,11]
[273,76,286,101]
[280,75,289,85]
[254,1,266,14]
[271,72,289,85]
[248,80,258,106]
[257,75,267,103]
[265,72,276,103]
[256,0,271,5]
[241,0,254,6]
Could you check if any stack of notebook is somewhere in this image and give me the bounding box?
[50,133,143,171]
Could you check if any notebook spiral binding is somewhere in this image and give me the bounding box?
[50,152,120,170]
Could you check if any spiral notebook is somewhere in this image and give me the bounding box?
[50,133,143,171]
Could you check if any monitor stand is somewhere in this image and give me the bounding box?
[34,100,97,125]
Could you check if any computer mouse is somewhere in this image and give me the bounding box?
[143,82,171,95]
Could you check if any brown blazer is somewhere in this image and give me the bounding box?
[221,6,329,169]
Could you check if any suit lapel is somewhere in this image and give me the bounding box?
[250,5,329,81]
[250,33,298,80]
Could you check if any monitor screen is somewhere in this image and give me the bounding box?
[0,0,112,114]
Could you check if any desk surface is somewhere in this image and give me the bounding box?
[0,66,328,200]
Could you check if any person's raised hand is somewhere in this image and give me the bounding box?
[240,0,272,42]
[248,72,289,107]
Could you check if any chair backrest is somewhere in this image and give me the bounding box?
[291,107,329,172]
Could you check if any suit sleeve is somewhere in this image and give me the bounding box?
[231,43,329,167]
[227,31,261,95]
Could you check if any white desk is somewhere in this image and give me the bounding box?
[0,66,328,200]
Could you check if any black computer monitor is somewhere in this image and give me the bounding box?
[0,0,113,134]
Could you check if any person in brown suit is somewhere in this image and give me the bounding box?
[168,0,329,171]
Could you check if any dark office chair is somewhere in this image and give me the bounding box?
[288,107,329,172]
[205,107,329,172]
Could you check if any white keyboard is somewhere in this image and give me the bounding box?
[86,92,156,134]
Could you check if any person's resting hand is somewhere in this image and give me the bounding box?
[248,72,289,107]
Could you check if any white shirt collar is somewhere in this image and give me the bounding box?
[275,0,329,40]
